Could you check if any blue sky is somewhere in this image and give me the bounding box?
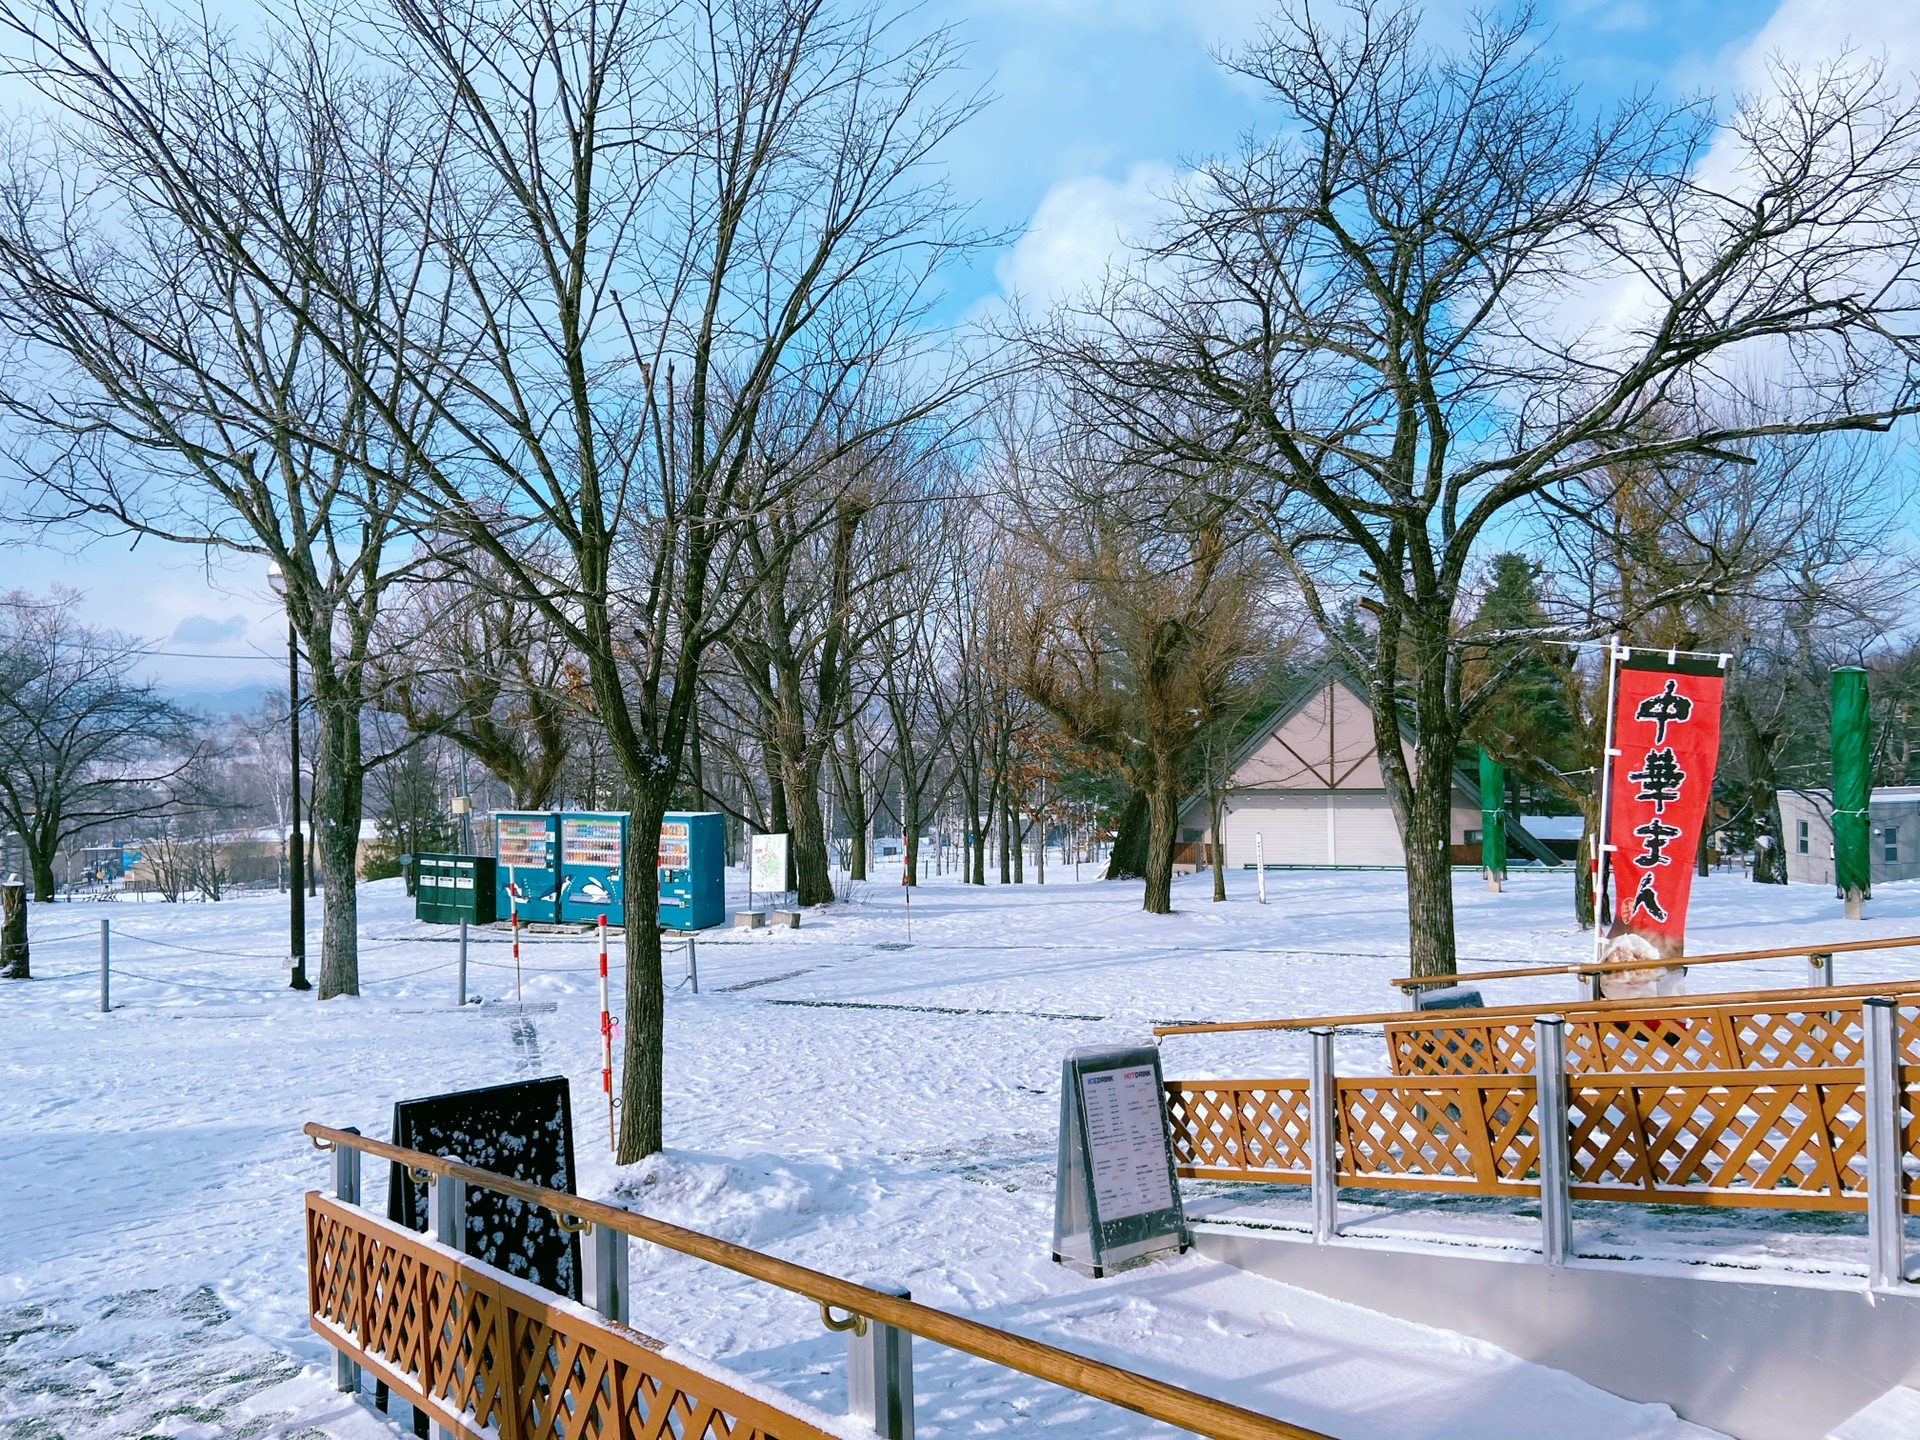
[2,0,1913,707]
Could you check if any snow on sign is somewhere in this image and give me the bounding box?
[1053,1044,1188,1277]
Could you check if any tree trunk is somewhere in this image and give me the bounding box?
[314,688,364,999]
[998,788,1012,884]
[785,754,833,906]
[841,730,868,882]
[1143,774,1177,914]
[902,785,921,885]
[1728,694,1788,886]
[1011,789,1024,883]
[1400,738,1461,979]
[1,881,27,978]
[1105,789,1150,879]
[1574,806,1597,930]
[27,845,55,903]
[1210,785,1227,903]
[616,791,666,1161]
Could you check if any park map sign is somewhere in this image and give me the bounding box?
[1052,1044,1189,1277]
[1603,652,1727,958]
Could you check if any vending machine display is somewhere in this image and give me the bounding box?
[495,812,560,924]
[558,813,627,925]
[658,811,725,930]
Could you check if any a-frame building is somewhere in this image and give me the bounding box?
[1176,668,1559,869]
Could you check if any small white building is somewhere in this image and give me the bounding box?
[1177,668,1559,869]
[1776,787,1920,888]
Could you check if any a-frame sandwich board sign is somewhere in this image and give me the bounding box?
[1052,1044,1189,1277]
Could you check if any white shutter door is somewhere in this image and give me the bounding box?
[1329,792,1404,866]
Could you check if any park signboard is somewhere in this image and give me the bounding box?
[1052,1044,1188,1277]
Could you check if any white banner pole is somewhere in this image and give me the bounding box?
[1592,636,1624,972]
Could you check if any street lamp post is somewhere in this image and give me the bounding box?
[268,563,311,992]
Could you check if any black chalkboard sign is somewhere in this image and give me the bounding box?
[387,1076,581,1301]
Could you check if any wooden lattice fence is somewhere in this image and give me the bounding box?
[1165,1069,1920,1212]
[306,1193,837,1440]
[1385,992,1920,1079]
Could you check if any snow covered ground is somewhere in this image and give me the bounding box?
[6,862,1918,1440]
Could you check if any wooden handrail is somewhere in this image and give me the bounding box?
[1151,975,1920,1038]
[303,1123,1327,1440]
[1386,934,1920,992]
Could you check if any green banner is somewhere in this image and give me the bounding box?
[1832,667,1871,899]
[1479,747,1507,878]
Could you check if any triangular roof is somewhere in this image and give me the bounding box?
[1193,662,1561,865]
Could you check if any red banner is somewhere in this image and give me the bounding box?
[1604,653,1726,957]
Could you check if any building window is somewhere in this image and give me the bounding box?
[1464,829,1483,845]
[1884,827,1900,864]
[1182,828,1202,844]
[1796,820,1809,854]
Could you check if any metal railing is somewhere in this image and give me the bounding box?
[303,1123,1332,1440]
[1153,975,1920,1043]
[1162,1001,1916,1291]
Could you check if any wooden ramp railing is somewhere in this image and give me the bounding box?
[1385,934,1920,1000]
[304,1124,1330,1440]
[308,1192,826,1440]
[1386,987,1920,1078]
[1166,1068,1920,1213]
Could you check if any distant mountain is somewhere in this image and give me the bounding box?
[167,682,274,717]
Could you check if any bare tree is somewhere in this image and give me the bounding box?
[1047,1,1920,973]
[203,0,977,1159]
[0,9,438,993]
[0,591,201,899]
[1007,457,1265,914]
[373,554,578,810]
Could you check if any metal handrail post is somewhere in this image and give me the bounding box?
[1809,951,1833,989]
[1533,1018,1571,1266]
[1863,998,1905,1291]
[331,1127,361,1393]
[427,1167,468,1440]
[584,1220,630,1325]
[1308,1026,1338,1243]
[848,1281,914,1439]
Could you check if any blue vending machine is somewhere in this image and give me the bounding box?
[495,812,560,923]
[658,812,725,930]
[558,812,628,925]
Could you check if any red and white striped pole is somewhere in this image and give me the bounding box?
[511,894,522,1004]
[599,913,614,1150]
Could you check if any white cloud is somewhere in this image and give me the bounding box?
[994,162,1185,306]
[1725,0,1920,91]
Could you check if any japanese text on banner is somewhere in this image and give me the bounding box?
[1604,654,1726,957]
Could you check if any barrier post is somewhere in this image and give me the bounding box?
[1308,1026,1338,1242]
[583,1221,630,1325]
[1254,834,1266,905]
[427,1167,468,1440]
[599,914,614,1150]
[1809,951,1834,989]
[1533,1016,1571,1266]
[847,1281,914,1439]
[1863,998,1906,1290]
[99,918,109,1013]
[456,919,468,1007]
[332,1127,362,1394]
[686,934,699,995]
